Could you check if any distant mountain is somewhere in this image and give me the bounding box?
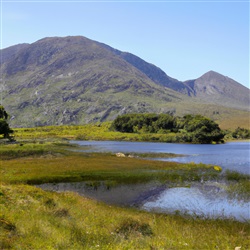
[184,71,250,110]
[0,36,249,128]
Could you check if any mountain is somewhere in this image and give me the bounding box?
[184,71,250,110]
[1,43,29,63]
[98,43,194,95]
[0,36,249,128]
[99,42,250,109]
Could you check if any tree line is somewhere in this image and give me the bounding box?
[111,113,225,144]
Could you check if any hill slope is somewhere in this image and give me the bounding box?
[0,36,249,128]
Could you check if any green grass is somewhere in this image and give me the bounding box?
[12,122,249,144]
[222,170,250,201]
[0,142,219,185]
[224,170,250,181]
[0,139,249,249]
[13,122,179,142]
[1,183,249,250]
[0,140,63,159]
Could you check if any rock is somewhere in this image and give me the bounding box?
[116,152,126,157]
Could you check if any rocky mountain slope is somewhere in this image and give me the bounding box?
[184,71,249,110]
[0,36,249,127]
[100,42,250,107]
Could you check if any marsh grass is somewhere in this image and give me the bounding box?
[0,144,220,185]
[1,140,250,249]
[224,170,250,181]
[222,170,250,201]
[0,139,69,160]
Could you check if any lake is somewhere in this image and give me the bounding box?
[38,140,250,221]
[70,140,250,174]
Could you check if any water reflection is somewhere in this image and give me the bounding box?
[37,181,250,222]
[143,185,250,221]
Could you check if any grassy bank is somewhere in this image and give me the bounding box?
[0,140,249,249]
[13,122,181,142]
[12,122,249,143]
[1,183,249,250]
[0,140,220,185]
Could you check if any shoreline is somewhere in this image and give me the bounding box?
[36,179,250,222]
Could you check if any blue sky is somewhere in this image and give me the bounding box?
[0,0,249,88]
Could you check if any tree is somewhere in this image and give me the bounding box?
[111,113,176,133]
[111,113,224,144]
[180,115,224,144]
[0,105,14,140]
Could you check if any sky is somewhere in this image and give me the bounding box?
[0,0,249,88]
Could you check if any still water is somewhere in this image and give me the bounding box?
[143,185,250,221]
[70,141,250,174]
[38,181,250,221]
[43,140,249,221]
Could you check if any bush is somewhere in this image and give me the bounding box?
[232,127,250,139]
[111,113,177,133]
[111,113,224,144]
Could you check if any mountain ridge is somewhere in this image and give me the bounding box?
[0,36,249,128]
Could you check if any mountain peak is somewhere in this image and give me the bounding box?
[0,35,249,127]
[200,70,226,79]
[184,70,249,110]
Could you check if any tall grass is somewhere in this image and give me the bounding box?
[0,183,249,249]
